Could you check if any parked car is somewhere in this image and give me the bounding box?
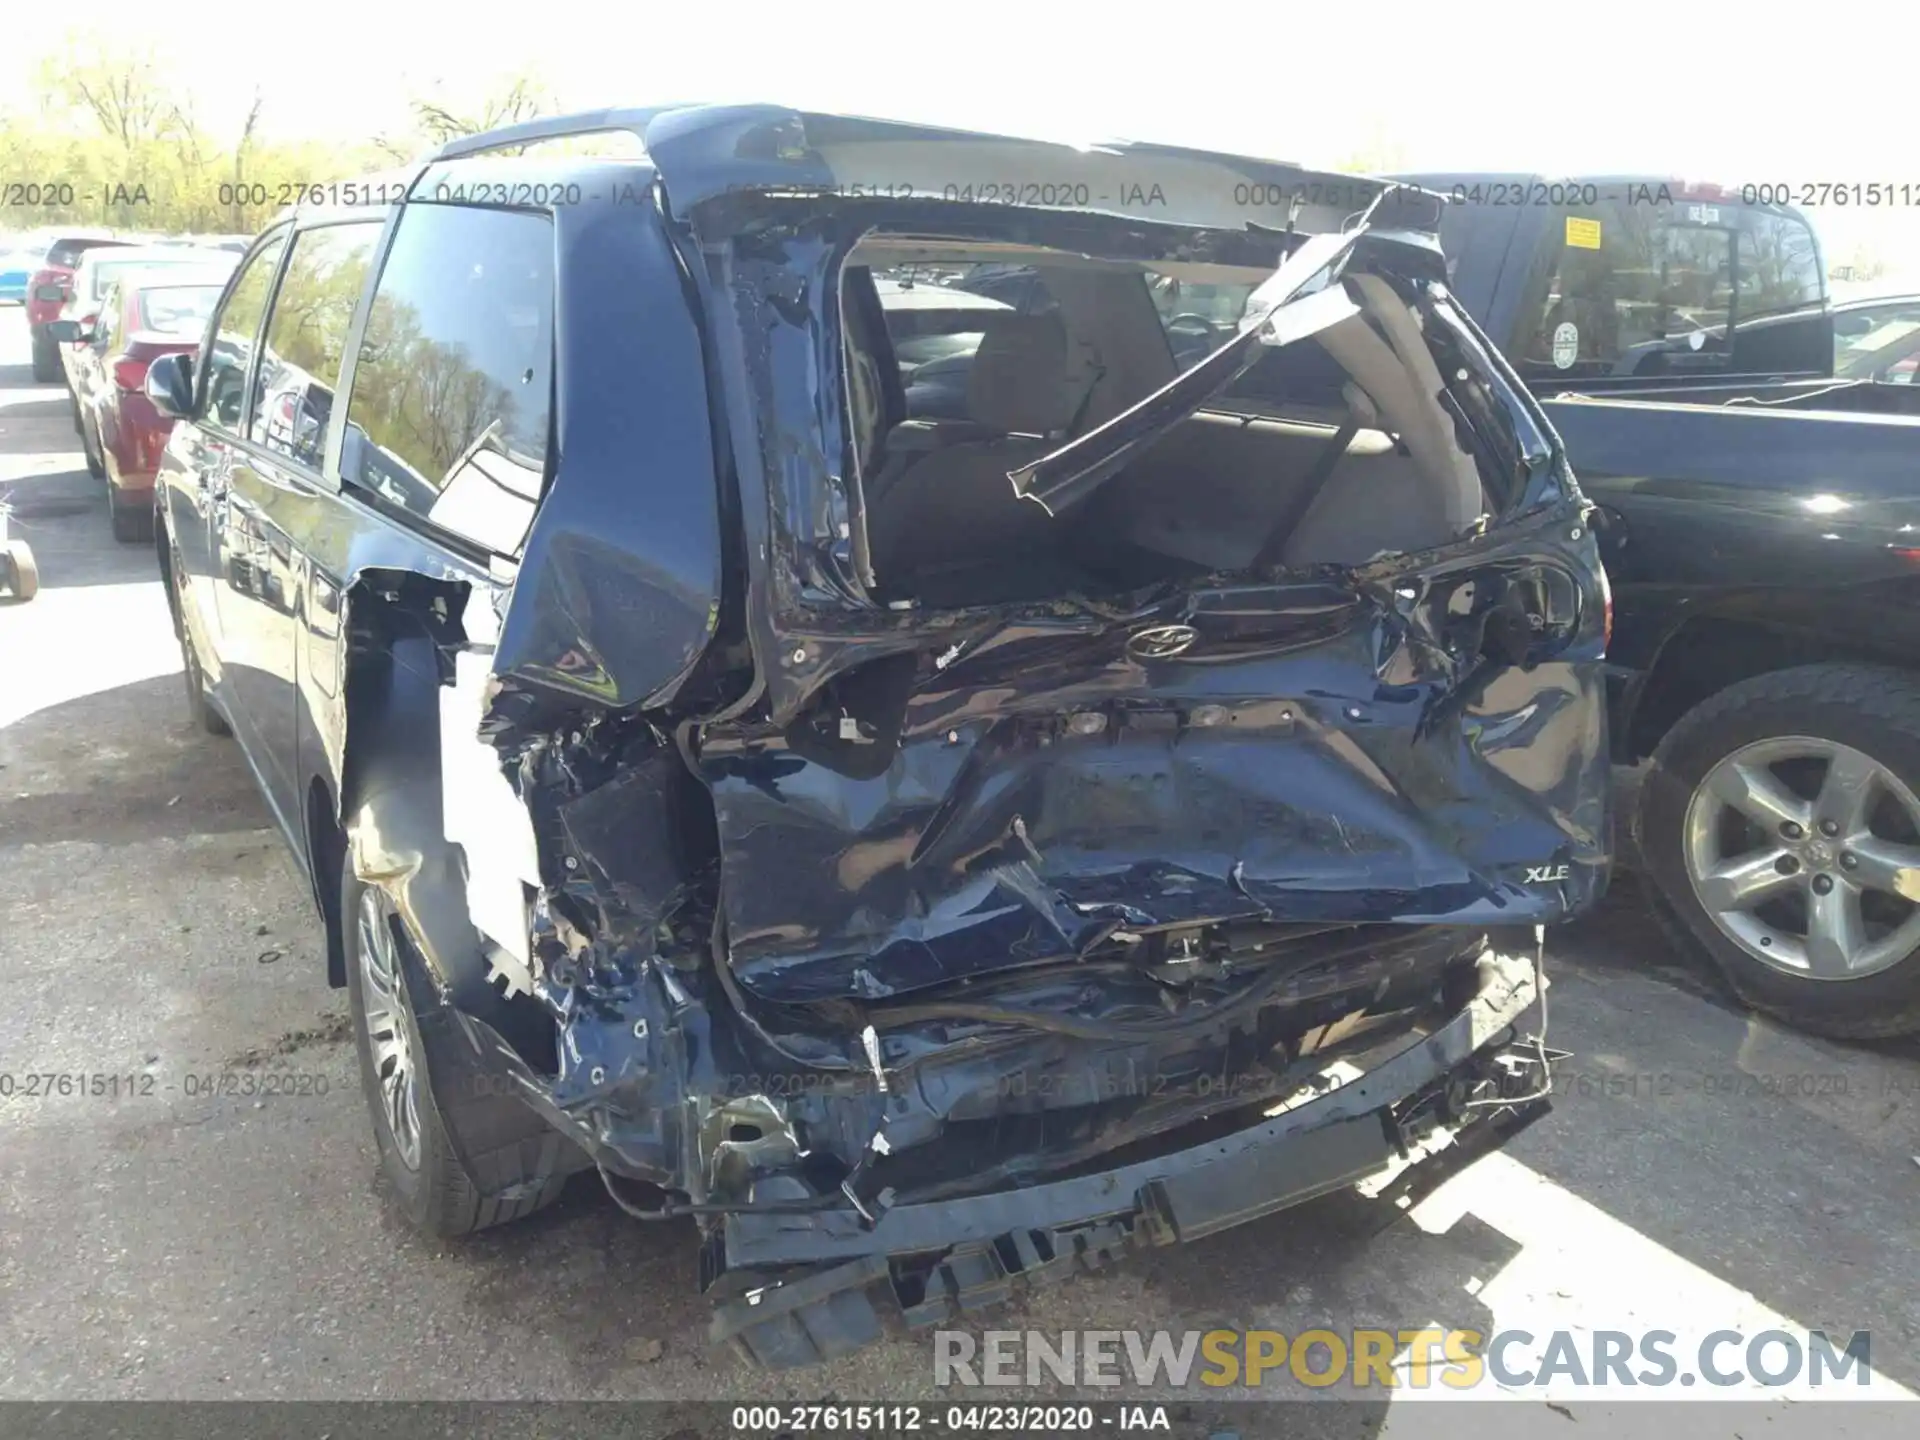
[51,268,230,541]
[1397,173,1920,1037]
[26,232,134,381]
[146,107,1611,1365]
[0,240,44,304]
[52,247,237,409]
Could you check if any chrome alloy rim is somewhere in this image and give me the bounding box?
[1684,735,1920,980]
[356,889,424,1168]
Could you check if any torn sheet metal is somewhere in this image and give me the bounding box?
[439,592,542,990]
[700,517,1607,1006]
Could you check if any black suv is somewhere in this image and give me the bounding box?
[147,106,1612,1366]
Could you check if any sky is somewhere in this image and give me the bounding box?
[6,0,1917,278]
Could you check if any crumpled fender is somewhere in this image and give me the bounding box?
[339,625,499,1013]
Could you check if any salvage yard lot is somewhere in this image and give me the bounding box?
[1,307,1916,1423]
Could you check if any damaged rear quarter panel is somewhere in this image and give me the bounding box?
[688,207,1609,1005]
[487,177,727,723]
[701,524,1608,1004]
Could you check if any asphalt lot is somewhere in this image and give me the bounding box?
[1,305,1917,1432]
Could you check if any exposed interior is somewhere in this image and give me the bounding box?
[841,235,1495,610]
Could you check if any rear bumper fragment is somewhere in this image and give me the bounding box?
[712,947,1547,1366]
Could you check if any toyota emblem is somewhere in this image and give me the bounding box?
[1127,623,1199,660]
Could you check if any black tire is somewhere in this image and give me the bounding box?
[1636,663,1920,1039]
[30,330,59,383]
[340,855,572,1237]
[166,539,231,736]
[109,487,151,544]
[82,415,106,481]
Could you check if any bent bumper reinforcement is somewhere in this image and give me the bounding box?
[711,949,1545,1365]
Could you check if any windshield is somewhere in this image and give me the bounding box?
[137,284,224,336]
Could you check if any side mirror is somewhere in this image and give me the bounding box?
[1833,312,1875,338]
[145,353,195,420]
[46,319,83,343]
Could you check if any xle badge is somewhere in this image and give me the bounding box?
[1524,864,1571,883]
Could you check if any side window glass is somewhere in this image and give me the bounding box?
[249,224,379,469]
[1738,212,1823,319]
[203,233,287,430]
[1519,202,1733,378]
[341,204,554,554]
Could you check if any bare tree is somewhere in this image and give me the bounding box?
[373,74,551,160]
[231,91,264,231]
[40,45,183,151]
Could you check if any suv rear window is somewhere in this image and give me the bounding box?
[341,203,554,555]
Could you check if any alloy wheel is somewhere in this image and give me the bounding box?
[1684,735,1920,979]
[355,889,425,1170]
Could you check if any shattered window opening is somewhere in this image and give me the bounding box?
[842,233,1505,612]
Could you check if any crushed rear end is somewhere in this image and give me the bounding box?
[395,112,1610,1365]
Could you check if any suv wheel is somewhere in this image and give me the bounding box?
[82,414,106,482]
[341,858,572,1236]
[1636,663,1920,1038]
[30,330,58,384]
[109,486,151,544]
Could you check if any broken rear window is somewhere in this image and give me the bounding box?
[842,234,1513,612]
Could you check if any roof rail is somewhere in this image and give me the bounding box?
[428,105,700,163]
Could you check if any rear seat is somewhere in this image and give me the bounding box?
[866,311,1099,602]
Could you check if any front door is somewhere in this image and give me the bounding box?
[216,221,381,831]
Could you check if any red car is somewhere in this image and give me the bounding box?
[58,269,230,542]
[26,233,136,382]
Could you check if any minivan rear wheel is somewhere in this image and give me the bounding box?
[340,857,572,1236]
[1636,663,1920,1038]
